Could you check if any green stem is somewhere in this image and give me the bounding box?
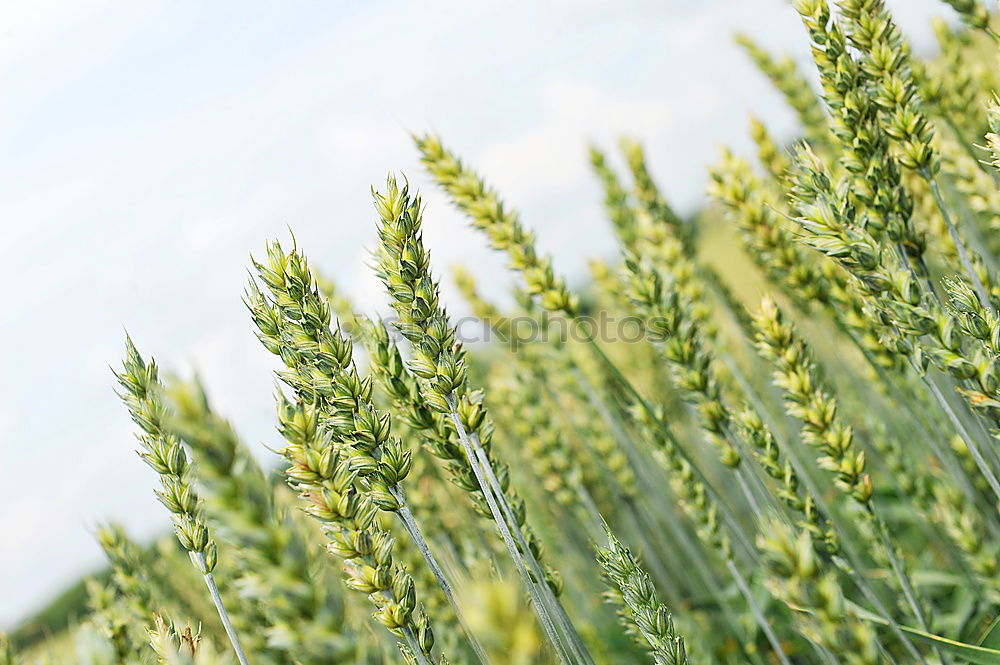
[986,25,1000,47]
[444,395,581,665]
[467,426,595,665]
[582,335,759,560]
[831,555,929,665]
[392,494,492,665]
[725,559,793,665]
[399,626,433,665]
[721,421,784,518]
[191,552,251,665]
[858,336,996,525]
[867,503,950,665]
[924,371,1000,506]
[572,484,606,542]
[924,172,993,313]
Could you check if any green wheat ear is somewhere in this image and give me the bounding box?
[415,134,579,316]
[734,33,828,147]
[96,523,157,626]
[147,615,233,665]
[115,337,251,665]
[987,96,1000,174]
[759,519,882,665]
[86,577,145,664]
[115,339,218,570]
[941,0,998,40]
[596,528,690,665]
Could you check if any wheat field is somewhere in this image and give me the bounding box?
[9,1,1000,664]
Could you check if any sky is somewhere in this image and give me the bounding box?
[0,0,952,627]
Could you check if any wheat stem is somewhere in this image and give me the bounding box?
[923,371,1000,505]
[582,335,760,559]
[454,400,595,665]
[866,505,935,639]
[725,560,792,665]
[190,553,251,665]
[392,492,492,665]
[925,172,993,312]
[443,395,578,665]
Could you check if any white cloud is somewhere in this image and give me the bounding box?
[0,0,116,73]
[478,80,676,197]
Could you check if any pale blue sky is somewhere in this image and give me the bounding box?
[0,0,949,626]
